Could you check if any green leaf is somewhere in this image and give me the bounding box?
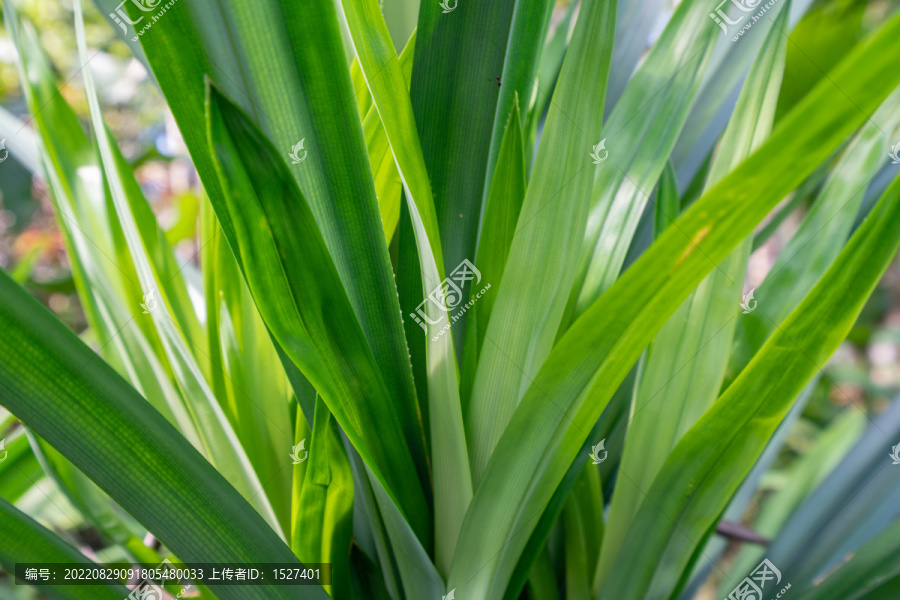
[600,174,900,600]
[693,380,816,592]
[448,13,900,598]
[0,269,325,600]
[462,95,526,404]
[568,0,722,319]
[200,201,295,533]
[351,57,374,118]
[465,0,617,481]
[3,3,185,429]
[293,397,353,600]
[522,0,578,164]
[204,81,430,544]
[367,464,446,599]
[363,31,416,243]
[605,0,667,110]
[109,0,430,497]
[721,408,864,597]
[563,466,604,600]
[409,0,552,356]
[343,441,403,600]
[670,0,812,185]
[594,3,790,587]
[763,398,900,584]
[0,499,130,600]
[731,85,900,376]
[74,0,282,534]
[503,365,638,600]
[795,516,900,600]
[266,0,431,496]
[6,0,288,541]
[339,0,472,573]
[654,161,680,237]
[0,427,41,503]
[478,0,555,242]
[526,548,561,600]
[29,433,150,557]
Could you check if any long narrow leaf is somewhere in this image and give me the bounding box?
[448,15,900,599]
[466,0,617,480]
[74,0,282,534]
[339,0,471,572]
[600,174,900,600]
[568,0,721,319]
[103,0,431,496]
[204,82,430,543]
[595,3,789,586]
[0,499,129,600]
[0,269,325,600]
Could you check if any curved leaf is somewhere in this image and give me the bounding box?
[462,95,526,406]
[465,0,617,481]
[449,14,900,599]
[74,0,282,534]
[795,516,900,600]
[595,2,790,586]
[0,269,325,600]
[0,499,129,600]
[104,0,430,497]
[204,82,430,543]
[569,0,721,319]
[600,174,900,600]
[339,0,472,573]
[731,85,900,376]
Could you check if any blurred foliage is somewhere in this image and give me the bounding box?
[0,0,193,335]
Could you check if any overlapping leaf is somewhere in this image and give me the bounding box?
[74,0,282,533]
[339,0,470,572]
[204,82,430,543]
[0,499,130,600]
[448,14,900,599]
[595,2,790,586]
[0,269,324,600]
[568,0,721,319]
[465,0,617,481]
[600,174,900,600]
[99,0,431,499]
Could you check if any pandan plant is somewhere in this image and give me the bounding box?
[1,0,900,598]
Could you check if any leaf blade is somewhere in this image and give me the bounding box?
[601,174,900,600]
[0,270,325,600]
[204,81,431,544]
[449,14,900,599]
